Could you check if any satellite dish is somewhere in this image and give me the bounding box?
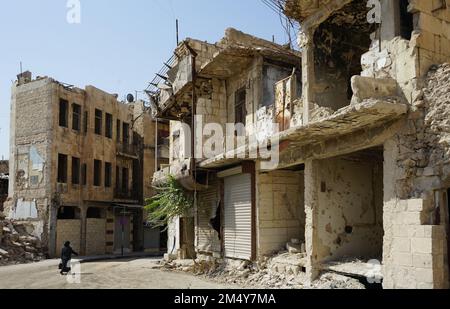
[126,94,135,103]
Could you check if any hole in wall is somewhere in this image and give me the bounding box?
[345,226,354,234]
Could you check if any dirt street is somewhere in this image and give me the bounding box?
[0,258,239,289]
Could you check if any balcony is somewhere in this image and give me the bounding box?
[114,188,139,203]
[116,142,139,159]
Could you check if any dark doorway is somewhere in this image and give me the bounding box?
[447,189,450,284]
[57,206,80,220]
[87,207,105,219]
[400,0,414,40]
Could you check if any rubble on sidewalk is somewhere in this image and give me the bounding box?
[0,213,45,266]
[157,245,367,289]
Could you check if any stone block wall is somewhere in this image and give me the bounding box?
[7,78,56,253]
[86,219,106,256]
[56,219,81,255]
[383,199,447,289]
[256,170,305,257]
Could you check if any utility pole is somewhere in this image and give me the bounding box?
[176,19,179,45]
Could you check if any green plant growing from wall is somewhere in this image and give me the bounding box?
[145,175,193,228]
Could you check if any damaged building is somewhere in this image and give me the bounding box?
[0,160,8,213]
[150,28,305,265]
[5,71,169,258]
[150,0,450,290]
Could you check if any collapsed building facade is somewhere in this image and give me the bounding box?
[5,72,169,258]
[151,0,450,289]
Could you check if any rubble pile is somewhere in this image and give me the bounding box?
[158,248,365,289]
[0,213,45,266]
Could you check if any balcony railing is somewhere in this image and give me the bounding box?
[114,188,139,201]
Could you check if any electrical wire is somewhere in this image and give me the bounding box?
[260,0,300,49]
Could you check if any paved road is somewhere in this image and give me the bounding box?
[0,258,236,289]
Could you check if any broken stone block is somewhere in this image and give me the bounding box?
[237,260,249,271]
[350,76,399,104]
[0,248,8,256]
[25,246,37,253]
[286,242,302,254]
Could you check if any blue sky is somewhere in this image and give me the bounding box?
[0,0,291,159]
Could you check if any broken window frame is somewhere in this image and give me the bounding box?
[57,154,68,183]
[123,122,130,144]
[399,0,414,40]
[93,159,102,187]
[235,87,247,125]
[59,99,69,128]
[105,162,112,188]
[105,113,113,139]
[72,103,81,132]
[95,109,103,136]
[71,157,81,185]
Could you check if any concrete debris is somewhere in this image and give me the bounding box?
[0,217,45,266]
[159,250,367,289]
[312,273,366,290]
[286,240,305,254]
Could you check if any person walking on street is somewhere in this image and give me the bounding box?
[60,241,79,275]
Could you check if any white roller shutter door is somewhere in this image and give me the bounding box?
[224,173,252,260]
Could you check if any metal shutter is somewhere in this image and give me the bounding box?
[197,179,221,253]
[224,174,252,260]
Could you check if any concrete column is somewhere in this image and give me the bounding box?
[301,28,316,125]
[80,204,87,256]
[304,159,321,283]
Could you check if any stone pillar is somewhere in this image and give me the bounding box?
[304,159,321,283]
[300,28,316,125]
